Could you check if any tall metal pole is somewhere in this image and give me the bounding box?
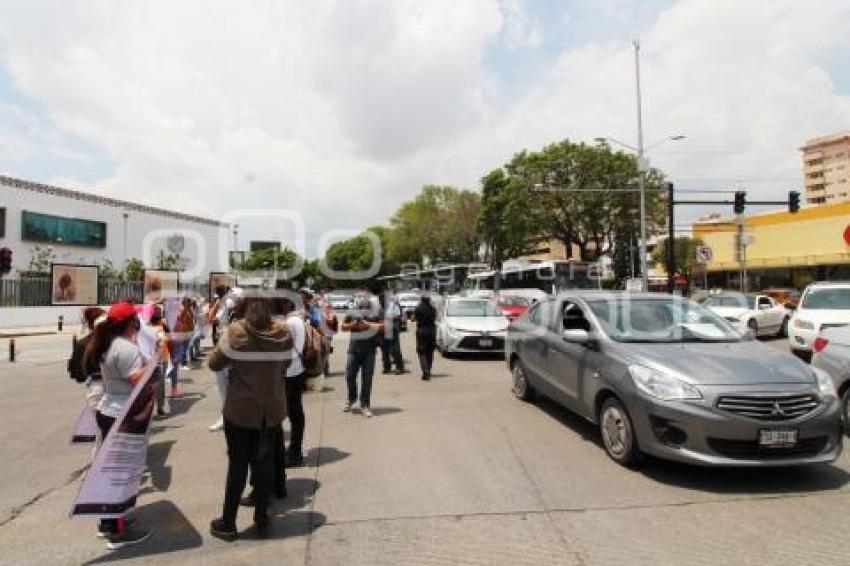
[634,40,648,290]
[665,182,675,294]
[122,212,129,265]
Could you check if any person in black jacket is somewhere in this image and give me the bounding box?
[413,295,437,380]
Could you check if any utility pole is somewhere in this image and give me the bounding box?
[634,39,649,291]
[665,183,675,294]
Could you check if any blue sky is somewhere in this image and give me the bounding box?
[0,0,849,253]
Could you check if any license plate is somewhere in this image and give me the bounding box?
[758,429,797,447]
[479,338,493,348]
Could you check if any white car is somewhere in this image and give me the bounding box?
[702,293,789,338]
[437,297,509,355]
[790,282,850,362]
[325,291,354,310]
[396,292,421,318]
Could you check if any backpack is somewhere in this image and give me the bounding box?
[300,323,329,377]
[67,334,92,383]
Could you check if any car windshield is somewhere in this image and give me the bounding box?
[498,296,530,307]
[801,288,850,309]
[447,299,504,317]
[586,297,741,343]
[702,294,755,309]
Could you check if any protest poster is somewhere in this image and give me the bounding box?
[142,269,179,304]
[70,355,161,519]
[70,405,98,444]
[50,264,99,306]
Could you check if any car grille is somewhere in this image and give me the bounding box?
[457,336,505,350]
[708,437,828,459]
[715,394,819,421]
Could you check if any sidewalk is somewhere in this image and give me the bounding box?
[0,326,75,338]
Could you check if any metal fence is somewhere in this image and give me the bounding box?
[0,278,210,307]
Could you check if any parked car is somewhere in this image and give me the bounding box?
[789,282,850,362]
[325,290,354,310]
[762,288,801,310]
[397,292,421,318]
[811,325,850,435]
[506,291,842,467]
[495,294,532,321]
[437,297,509,355]
[702,292,789,338]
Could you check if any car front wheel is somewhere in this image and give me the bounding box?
[842,388,850,436]
[599,397,643,467]
[511,361,534,401]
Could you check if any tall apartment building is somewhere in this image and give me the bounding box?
[801,131,850,206]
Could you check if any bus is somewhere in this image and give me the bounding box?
[376,263,490,295]
[465,260,598,294]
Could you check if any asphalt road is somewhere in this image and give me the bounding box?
[0,331,847,565]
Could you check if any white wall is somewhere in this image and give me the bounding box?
[0,306,98,329]
[1,180,231,280]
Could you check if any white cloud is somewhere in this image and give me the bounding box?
[0,0,848,256]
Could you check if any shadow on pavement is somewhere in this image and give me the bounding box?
[534,396,850,495]
[82,500,202,564]
[369,406,403,417]
[167,392,205,417]
[305,446,350,468]
[641,459,850,494]
[241,510,327,541]
[274,478,321,512]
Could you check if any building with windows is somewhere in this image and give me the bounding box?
[0,175,230,279]
[693,201,850,290]
[802,132,850,206]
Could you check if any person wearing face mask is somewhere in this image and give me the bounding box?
[83,302,154,549]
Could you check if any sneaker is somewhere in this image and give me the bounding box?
[106,526,151,550]
[395,368,410,375]
[208,418,224,432]
[181,365,191,371]
[209,518,238,542]
[343,401,353,412]
[362,406,373,418]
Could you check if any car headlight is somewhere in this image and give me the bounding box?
[629,365,703,401]
[793,318,815,330]
[812,367,837,398]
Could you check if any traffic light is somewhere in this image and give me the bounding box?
[0,247,12,277]
[733,191,746,214]
[789,190,801,213]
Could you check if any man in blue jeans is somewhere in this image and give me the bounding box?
[341,295,384,418]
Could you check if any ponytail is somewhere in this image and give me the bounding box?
[83,316,138,370]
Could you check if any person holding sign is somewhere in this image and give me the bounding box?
[83,301,158,549]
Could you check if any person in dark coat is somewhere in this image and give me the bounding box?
[413,295,437,380]
[207,295,292,541]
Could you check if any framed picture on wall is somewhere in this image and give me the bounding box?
[209,272,238,300]
[142,269,180,304]
[50,263,100,306]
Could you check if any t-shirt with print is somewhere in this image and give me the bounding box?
[97,336,143,418]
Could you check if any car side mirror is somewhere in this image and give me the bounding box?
[562,329,590,343]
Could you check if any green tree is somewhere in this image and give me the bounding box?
[477,169,542,288]
[652,236,705,280]
[241,247,300,273]
[503,140,666,262]
[124,258,144,282]
[388,185,482,265]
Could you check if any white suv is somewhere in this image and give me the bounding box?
[789,282,850,362]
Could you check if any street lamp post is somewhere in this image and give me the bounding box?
[634,40,648,290]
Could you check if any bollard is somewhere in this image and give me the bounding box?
[58,315,64,332]
[9,339,14,363]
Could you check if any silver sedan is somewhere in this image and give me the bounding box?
[506,292,843,467]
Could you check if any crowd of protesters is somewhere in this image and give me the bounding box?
[67,284,437,547]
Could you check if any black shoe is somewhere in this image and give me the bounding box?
[287,451,304,467]
[209,518,238,542]
[240,492,256,507]
[383,367,392,374]
[395,368,410,375]
[275,484,288,499]
[106,525,151,550]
